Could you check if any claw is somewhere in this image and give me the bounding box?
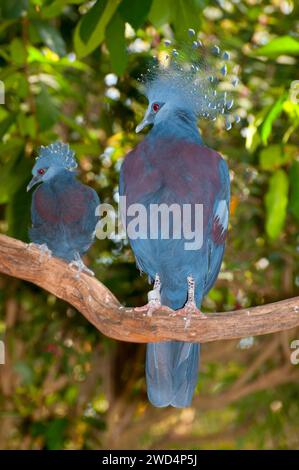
[182,302,205,329]
[27,243,52,262]
[179,304,207,329]
[69,252,94,279]
[135,273,162,317]
[135,300,161,317]
[177,276,207,328]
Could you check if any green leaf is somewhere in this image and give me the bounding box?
[119,0,153,29]
[245,122,261,152]
[45,419,68,450]
[32,20,66,56]
[0,144,30,205]
[254,36,299,58]
[2,72,29,100]
[0,0,28,19]
[6,179,31,241]
[260,94,286,145]
[265,169,289,240]
[0,19,16,35]
[41,0,67,18]
[79,0,107,44]
[36,85,59,131]
[64,385,79,405]
[41,0,85,19]
[27,45,90,71]
[74,0,121,58]
[9,38,27,65]
[17,113,37,139]
[259,144,293,171]
[170,0,201,39]
[60,114,88,137]
[148,0,171,27]
[289,161,299,222]
[70,142,101,156]
[106,12,127,75]
[0,114,16,139]
[283,99,299,120]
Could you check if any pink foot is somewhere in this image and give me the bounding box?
[135,300,161,317]
[27,243,52,262]
[177,302,207,328]
[177,273,208,329]
[135,302,172,317]
[135,274,166,317]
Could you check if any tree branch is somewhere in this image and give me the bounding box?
[0,234,299,343]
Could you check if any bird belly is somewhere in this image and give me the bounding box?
[126,185,210,309]
[31,182,97,261]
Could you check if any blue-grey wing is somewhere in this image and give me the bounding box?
[204,158,230,295]
[81,185,100,233]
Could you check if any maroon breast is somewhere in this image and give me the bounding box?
[123,138,223,230]
[34,184,89,224]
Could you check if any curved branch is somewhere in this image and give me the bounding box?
[0,234,299,343]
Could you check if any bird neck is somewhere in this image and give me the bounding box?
[151,108,202,144]
[45,169,76,188]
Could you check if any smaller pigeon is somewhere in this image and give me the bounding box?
[27,142,99,276]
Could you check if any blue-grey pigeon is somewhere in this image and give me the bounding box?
[120,36,232,407]
[27,142,99,276]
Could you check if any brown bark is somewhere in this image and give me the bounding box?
[1,234,299,344]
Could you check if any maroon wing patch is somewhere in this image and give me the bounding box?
[123,138,224,235]
[34,186,59,223]
[34,183,92,224]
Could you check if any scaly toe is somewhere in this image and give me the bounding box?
[69,260,94,279]
[177,303,206,317]
[81,265,95,277]
[38,244,52,260]
[135,304,151,312]
[177,303,207,329]
[27,243,52,261]
[135,300,161,317]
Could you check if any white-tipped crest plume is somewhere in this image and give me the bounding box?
[138,29,240,130]
[36,142,78,170]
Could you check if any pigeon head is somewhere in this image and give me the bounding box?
[135,100,166,133]
[136,32,238,133]
[135,73,199,133]
[27,142,77,191]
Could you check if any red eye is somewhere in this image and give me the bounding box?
[38,168,45,175]
[152,103,160,112]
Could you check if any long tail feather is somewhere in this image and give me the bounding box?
[171,341,200,408]
[146,283,200,408]
[146,342,173,407]
[146,341,200,408]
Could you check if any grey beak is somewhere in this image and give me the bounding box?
[27,176,40,192]
[135,118,151,133]
[135,108,154,133]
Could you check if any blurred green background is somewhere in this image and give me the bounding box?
[0,0,299,450]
